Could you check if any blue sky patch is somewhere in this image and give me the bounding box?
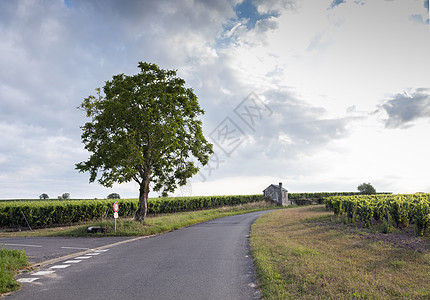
[64,0,72,8]
[234,0,279,29]
[329,0,346,9]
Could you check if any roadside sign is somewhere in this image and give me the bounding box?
[113,202,119,233]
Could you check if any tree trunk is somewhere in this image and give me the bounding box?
[135,175,150,222]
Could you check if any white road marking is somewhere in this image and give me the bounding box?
[61,246,90,250]
[4,243,42,248]
[14,245,110,286]
[17,278,39,283]
[50,264,70,269]
[32,271,55,276]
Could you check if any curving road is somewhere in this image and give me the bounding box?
[7,211,270,300]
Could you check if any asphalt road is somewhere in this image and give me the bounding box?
[0,236,134,264]
[6,211,269,300]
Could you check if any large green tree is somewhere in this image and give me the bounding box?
[357,182,376,195]
[76,62,213,221]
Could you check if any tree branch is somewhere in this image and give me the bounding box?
[132,174,141,185]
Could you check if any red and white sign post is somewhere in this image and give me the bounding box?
[113,202,119,232]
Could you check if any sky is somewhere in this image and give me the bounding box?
[0,0,429,199]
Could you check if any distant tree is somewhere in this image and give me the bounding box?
[357,183,376,195]
[76,62,213,222]
[39,193,49,199]
[107,193,121,199]
[61,193,70,200]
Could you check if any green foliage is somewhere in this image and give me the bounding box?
[325,194,430,236]
[345,198,358,222]
[414,198,430,236]
[288,192,391,205]
[388,260,407,269]
[0,195,263,229]
[293,199,314,206]
[76,62,213,221]
[382,220,394,234]
[389,196,411,229]
[39,193,49,200]
[357,200,374,227]
[0,248,29,294]
[357,182,376,194]
[107,193,121,199]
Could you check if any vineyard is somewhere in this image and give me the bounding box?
[0,194,262,229]
[325,193,430,236]
[288,192,391,205]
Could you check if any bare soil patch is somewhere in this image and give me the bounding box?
[311,216,430,253]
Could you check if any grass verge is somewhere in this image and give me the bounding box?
[250,205,430,299]
[0,200,279,237]
[0,248,30,294]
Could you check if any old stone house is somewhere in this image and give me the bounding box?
[263,182,290,206]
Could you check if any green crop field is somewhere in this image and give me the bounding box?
[325,193,430,236]
[0,195,263,229]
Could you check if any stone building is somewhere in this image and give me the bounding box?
[263,182,290,206]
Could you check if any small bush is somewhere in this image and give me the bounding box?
[382,220,394,234]
[0,248,29,294]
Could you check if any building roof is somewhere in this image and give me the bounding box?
[263,184,288,192]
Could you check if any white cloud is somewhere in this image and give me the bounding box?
[260,0,430,115]
[0,0,429,198]
[253,0,298,14]
[380,89,430,129]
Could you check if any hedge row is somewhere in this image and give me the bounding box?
[325,194,430,236]
[289,192,392,205]
[0,195,263,229]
